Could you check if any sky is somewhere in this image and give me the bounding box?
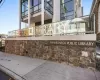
[0,0,93,34]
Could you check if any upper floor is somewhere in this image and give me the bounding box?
[21,0,53,23]
[20,0,83,25]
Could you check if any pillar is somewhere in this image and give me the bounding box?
[19,0,21,30]
[53,0,60,22]
[94,14,95,34]
[28,0,31,27]
[41,0,44,25]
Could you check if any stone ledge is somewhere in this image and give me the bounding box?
[6,34,96,41]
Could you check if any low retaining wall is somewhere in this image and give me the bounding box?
[5,36,96,69]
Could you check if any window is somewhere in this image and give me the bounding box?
[21,0,28,18]
[45,0,53,14]
[31,0,41,6]
[60,0,74,20]
[34,0,39,6]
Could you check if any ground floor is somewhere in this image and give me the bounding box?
[0,52,99,80]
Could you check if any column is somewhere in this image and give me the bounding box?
[94,14,95,34]
[41,0,44,25]
[28,0,31,27]
[41,0,44,36]
[19,0,22,36]
[53,0,60,22]
[19,0,21,30]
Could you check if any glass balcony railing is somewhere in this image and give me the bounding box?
[8,17,95,37]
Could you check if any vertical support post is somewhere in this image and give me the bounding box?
[33,26,35,36]
[94,14,95,34]
[41,0,44,25]
[41,0,44,35]
[53,0,60,22]
[19,0,21,36]
[28,0,31,27]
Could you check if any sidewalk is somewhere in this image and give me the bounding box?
[0,52,100,80]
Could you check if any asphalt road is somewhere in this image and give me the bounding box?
[0,70,14,80]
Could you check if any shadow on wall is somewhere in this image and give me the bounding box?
[0,47,5,52]
[96,41,100,71]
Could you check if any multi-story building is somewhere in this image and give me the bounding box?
[8,0,84,37]
[19,0,83,30]
[90,0,100,34]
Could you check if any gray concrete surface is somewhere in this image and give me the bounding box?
[0,52,100,80]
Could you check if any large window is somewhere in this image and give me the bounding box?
[21,0,28,18]
[44,0,53,14]
[32,0,41,6]
[21,0,41,18]
[60,0,74,20]
[31,0,41,14]
[21,0,53,19]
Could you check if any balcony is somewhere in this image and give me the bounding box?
[8,16,95,37]
[34,18,94,37]
[21,0,53,23]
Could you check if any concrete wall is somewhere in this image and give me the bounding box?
[6,34,96,41]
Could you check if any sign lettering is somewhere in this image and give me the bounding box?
[45,41,95,47]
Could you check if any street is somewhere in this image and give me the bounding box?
[0,70,14,80]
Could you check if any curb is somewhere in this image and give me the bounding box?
[0,64,26,80]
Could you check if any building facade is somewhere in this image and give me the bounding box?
[90,0,100,34]
[19,0,83,29]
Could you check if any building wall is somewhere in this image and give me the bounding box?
[30,23,35,27]
[92,0,100,40]
[98,3,100,32]
[5,39,96,69]
[5,34,96,69]
[92,0,100,34]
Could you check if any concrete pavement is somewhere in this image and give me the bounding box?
[0,52,100,80]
